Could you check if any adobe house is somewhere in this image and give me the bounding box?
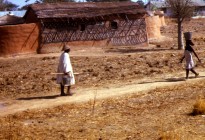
[24,2,149,53]
[0,11,39,57]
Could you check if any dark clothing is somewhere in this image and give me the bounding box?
[185,40,194,52]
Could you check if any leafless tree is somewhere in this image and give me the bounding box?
[0,0,18,10]
[165,0,195,50]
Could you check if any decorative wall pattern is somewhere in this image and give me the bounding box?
[41,18,147,46]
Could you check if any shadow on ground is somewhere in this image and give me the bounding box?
[17,95,60,100]
[137,76,205,84]
[138,77,185,84]
[105,48,174,54]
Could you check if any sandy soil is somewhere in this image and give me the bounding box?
[1,18,205,139]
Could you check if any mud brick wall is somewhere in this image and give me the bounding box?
[159,15,166,27]
[0,23,40,57]
[146,15,162,39]
[39,18,148,53]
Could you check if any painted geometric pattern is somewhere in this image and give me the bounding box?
[41,18,147,46]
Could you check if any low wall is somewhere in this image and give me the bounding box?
[0,23,39,57]
[39,40,108,53]
[39,39,148,54]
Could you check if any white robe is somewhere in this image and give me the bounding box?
[56,52,75,86]
[184,50,194,69]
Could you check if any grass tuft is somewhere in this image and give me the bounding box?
[192,98,205,116]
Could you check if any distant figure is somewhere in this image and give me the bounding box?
[180,40,201,79]
[57,45,75,96]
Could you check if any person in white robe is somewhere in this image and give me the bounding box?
[57,45,75,96]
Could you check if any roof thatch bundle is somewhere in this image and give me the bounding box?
[26,2,146,19]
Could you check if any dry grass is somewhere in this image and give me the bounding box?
[1,80,205,139]
[192,98,205,115]
[159,131,181,140]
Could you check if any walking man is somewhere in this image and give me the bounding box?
[57,45,75,96]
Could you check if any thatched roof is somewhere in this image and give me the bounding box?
[27,2,146,19]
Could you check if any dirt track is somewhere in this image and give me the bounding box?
[1,70,205,117]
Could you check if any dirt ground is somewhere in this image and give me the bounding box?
[1,18,205,139]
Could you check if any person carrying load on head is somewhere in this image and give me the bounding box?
[56,45,75,96]
[180,32,201,79]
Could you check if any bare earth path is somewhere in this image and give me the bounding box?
[1,70,205,117]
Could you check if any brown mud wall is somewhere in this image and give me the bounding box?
[39,40,108,53]
[155,11,166,27]
[159,15,166,27]
[0,23,39,57]
[146,15,162,39]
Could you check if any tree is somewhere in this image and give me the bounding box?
[165,0,195,50]
[136,0,144,7]
[0,0,18,11]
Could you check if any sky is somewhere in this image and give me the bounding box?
[8,0,148,8]
[8,0,36,7]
